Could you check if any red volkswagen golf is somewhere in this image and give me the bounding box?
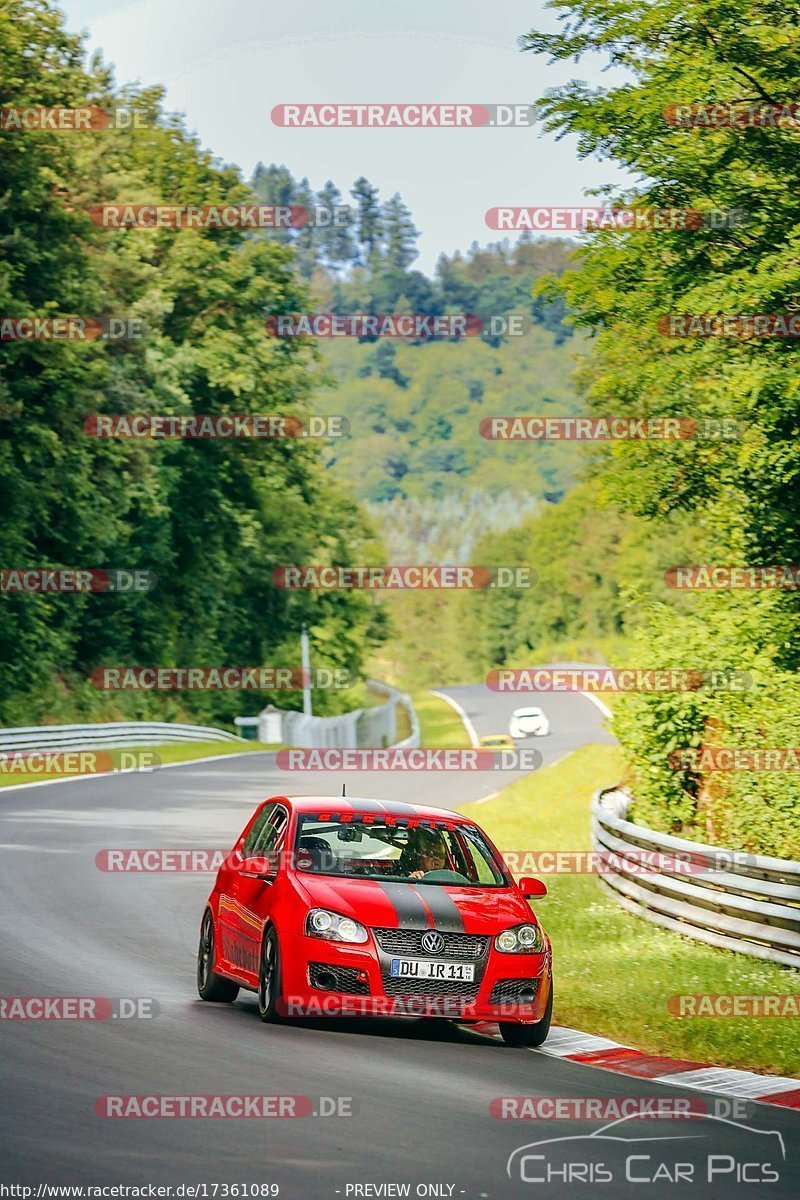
[197,794,553,1046]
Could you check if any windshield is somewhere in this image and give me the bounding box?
[294,815,509,887]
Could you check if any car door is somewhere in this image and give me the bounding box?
[217,803,289,984]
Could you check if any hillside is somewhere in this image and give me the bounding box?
[250,166,586,556]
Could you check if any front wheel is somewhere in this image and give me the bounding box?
[499,980,553,1047]
[197,910,239,1002]
[257,927,284,1022]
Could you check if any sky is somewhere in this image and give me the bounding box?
[57,0,632,273]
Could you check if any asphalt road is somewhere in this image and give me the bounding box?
[437,665,616,757]
[0,682,796,1197]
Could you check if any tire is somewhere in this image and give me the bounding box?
[499,981,553,1047]
[257,927,284,1023]
[197,910,239,1003]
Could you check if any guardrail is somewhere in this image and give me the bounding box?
[367,680,420,750]
[252,681,420,750]
[591,787,800,969]
[0,682,420,757]
[0,721,244,753]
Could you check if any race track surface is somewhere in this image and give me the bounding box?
[1,684,796,1197]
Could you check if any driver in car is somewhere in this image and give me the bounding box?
[404,828,449,879]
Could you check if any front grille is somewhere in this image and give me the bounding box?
[308,962,370,995]
[489,978,540,1007]
[383,975,478,1003]
[373,928,489,959]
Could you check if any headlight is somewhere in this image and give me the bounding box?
[306,908,368,944]
[494,923,543,954]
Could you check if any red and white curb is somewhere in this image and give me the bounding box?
[474,1024,800,1111]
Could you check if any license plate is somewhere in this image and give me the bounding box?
[390,958,475,982]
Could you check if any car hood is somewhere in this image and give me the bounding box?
[291,873,535,934]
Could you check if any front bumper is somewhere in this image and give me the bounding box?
[278,929,552,1023]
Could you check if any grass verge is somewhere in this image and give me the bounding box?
[461,743,800,1077]
[0,740,279,789]
[412,690,472,748]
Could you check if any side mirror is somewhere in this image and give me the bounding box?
[239,854,277,881]
[519,876,547,898]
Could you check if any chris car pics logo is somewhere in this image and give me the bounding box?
[506,1113,784,1185]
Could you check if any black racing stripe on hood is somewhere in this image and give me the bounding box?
[415,887,466,932]
[374,882,432,929]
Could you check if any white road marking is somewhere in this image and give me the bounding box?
[578,690,613,719]
[429,689,480,747]
[0,750,271,794]
[653,1067,800,1097]
[533,1026,626,1057]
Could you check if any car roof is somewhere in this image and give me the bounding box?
[513,706,544,715]
[270,794,472,822]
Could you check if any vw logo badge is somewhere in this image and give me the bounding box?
[421,931,445,954]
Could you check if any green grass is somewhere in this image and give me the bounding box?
[461,744,800,1076]
[412,690,472,749]
[0,739,279,788]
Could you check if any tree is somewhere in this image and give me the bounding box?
[0,1,384,726]
[350,176,383,264]
[382,192,419,270]
[316,180,355,271]
[520,0,800,846]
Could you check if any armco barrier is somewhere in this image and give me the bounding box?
[591,787,800,969]
[266,680,420,750]
[0,682,420,757]
[0,721,244,753]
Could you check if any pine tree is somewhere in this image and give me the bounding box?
[316,180,356,271]
[350,176,383,264]
[382,192,419,270]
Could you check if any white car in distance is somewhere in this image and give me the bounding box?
[509,706,550,738]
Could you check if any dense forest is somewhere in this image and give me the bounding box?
[447,0,800,857]
[0,2,581,728]
[0,2,385,727]
[249,163,584,557]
